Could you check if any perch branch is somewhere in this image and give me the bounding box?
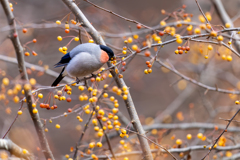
[61,0,153,160]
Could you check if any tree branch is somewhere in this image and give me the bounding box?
[0,0,54,159]
[0,139,33,160]
[61,0,153,160]
[211,0,240,52]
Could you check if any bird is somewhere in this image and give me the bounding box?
[51,43,115,86]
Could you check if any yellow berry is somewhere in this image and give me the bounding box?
[97,131,103,137]
[89,39,94,43]
[187,25,193,31]
[176,139,182,145]
[74,37,79,41]
[98,109,105,116]
[78,85,84,91]
[59,47,63,52]
[127,37,133,43]
[197,133,203,139]
[56,20,61,25]
[122,50,127,54]
[187,134,192,140]
[225,23,231,28]
[144,69,149,74]
[176,38,183,44]
[175,50,179,54]
[85,109,90,114]
[226,151,232,157]
[199,15,205,23]
[204,55,208,59]
[32,108,38,114]
[65,154,69,158]
[22,149,28,154]
[112,108,118,114]
[133,34,139,39]
[210,31,217,37]
[132,45,138,51]
[227,55,232,61]
[89,142,95,148]
[201,136,206,141]
[194,28,201,34]
[2,78,9,86]
[123,95,128,100]
[103,93,108,98]
[94,126,99,131]
[38,93,43,99]
[45,128,48,132]
[235,100,239,104]
[217,35,224,41]
[97,142,102,147]
[57,36,62,41]
[228,41,232,45]
[29,78,36,85]
[62,46,68,51]
[206,14,212,21]
[55,124,60,129]
[92,119,97,124]
[32,103,36,107]
[207,45,213,50]
[160,21,166,26]
[18,110,23,115]
[13,96,19,103]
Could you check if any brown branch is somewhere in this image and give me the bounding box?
[0,139,33,160]
[202,108,240,160]
[83,143,240,160]
[0,0,54,159]
[98,118,116,159]
[0,54,73,83]
[72,106,96,159]
[61,0,153,160]
[211,0,240,53]
[195,0,213,31]
[84,0,152,30]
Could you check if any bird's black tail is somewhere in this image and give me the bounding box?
[51,67,66,86]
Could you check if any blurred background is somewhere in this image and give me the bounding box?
[1,0,240,159]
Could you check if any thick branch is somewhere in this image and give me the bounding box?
[61,0,153,160]
[0,0,54,159]
[0,139,33,160]
[211,0,240,52]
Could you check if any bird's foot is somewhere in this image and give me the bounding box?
[91,73,97,78]
[76,77,81,84]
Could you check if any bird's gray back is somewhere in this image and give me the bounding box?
[69,43,101,58]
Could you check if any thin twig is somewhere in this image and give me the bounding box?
[201,108,240,160]
[195,0,213,31]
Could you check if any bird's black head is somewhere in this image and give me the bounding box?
[100,45,115,61]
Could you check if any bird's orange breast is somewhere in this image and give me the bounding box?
[100,50,109,63]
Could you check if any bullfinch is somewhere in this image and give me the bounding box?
[51,43,115,86]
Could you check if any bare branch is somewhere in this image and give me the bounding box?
[0,54,73,83]
[202,109,240,160]
[83,143,240,160]
[0,139,33,160]
[0,0,54,159]
[61,0,153,159]
[211,0,240,52]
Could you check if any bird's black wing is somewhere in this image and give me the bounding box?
[54,52,71,68]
